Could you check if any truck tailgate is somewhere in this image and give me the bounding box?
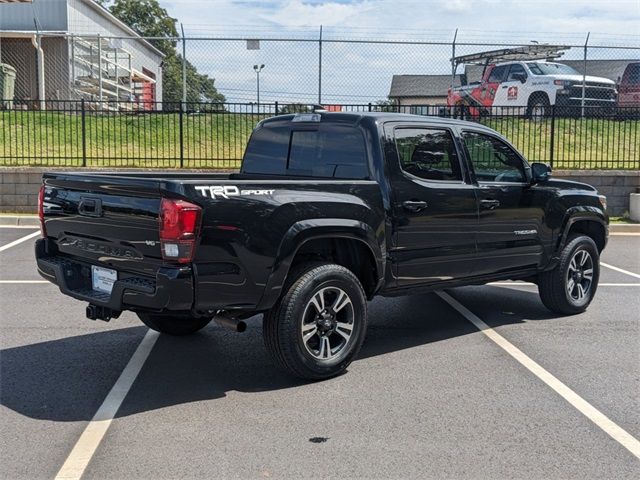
[42,173,166,277]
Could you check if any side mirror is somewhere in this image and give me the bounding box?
[513,73,527,83]
[531,162,552,183]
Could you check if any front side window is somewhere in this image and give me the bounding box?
[507,64,527,82]
[395,128,462,181]
[461,131,526,182]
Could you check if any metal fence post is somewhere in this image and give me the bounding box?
[451,28,458,92]
[581,32,590,119]
[549,104,556,168]
[318,25,323,105]
[81,99,87,167]
[275,101,279,115]
[179,106,184,168]
[181,24,187,112]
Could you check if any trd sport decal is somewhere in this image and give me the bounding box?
[195,185,275,199]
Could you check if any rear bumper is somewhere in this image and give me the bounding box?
[35,238,194,312]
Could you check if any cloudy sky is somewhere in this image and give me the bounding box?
[159,0,640,103]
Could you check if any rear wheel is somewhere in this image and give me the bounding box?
[538,234,600,315]
[527,95,550,120]
[137,312,211,336]
[263,263,368,380]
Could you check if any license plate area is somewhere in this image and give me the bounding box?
[91,265,117,294]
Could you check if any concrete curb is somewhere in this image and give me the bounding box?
[0,215,40,226]
[1,214,638,231]
[609,223,640,233]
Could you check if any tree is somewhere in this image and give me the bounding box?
[278,103,312,114]
[375,98,398,112]
[95,0,225,107]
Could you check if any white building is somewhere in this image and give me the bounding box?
[0,0,165,108]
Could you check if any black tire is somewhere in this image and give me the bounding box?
[527,94,550,120]
[263,263,368,380]
[538,234,600,315]
[137,312,212,336]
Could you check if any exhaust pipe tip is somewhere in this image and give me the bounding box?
[214,314,247,333]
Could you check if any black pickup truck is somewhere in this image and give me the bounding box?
[36,112,608,379]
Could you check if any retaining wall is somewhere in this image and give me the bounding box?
[1,167,638,216]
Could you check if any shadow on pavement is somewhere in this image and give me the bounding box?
[1,287,557,422]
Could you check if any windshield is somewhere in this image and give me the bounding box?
[527,62,580,76]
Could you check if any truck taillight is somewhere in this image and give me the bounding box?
[38,184,46,237]
[159,198,202,264]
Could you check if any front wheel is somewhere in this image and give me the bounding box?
[538,234,600,315]
[137,312,212,336]
[263,263,368,380]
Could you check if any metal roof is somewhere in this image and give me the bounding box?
[388,74,462,99]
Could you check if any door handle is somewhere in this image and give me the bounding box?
[402,200,428,212]
[480,199,500,210]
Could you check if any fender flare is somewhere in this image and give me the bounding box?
[256,218,385,311]
[556,209,607,255]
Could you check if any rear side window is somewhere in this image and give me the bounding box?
[242,124,369,179]
[488,65,509,83]
[395,128,462,181]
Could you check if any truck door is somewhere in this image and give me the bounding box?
[493,63,529,110]
[386,124,478,286]
[479,64,509,108]
[460,129,545,275]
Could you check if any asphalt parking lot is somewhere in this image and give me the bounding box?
[1,226,639,479]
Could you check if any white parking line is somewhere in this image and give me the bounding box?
[0,280,49,284]
[488,282,640,287]
[0,225,42,229]
[436,290,640,460]
[601,262,640,279]
[55,329,159,480]
[0,230,40,252]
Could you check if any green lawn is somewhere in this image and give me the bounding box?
[1,111,638,169]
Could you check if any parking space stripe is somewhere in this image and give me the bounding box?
[0,231,40,252]
[436,291,640,460]
[488,282,640,287]
[0,225,42,229]
[0,280,49,284]
[601,262,640,279]
[55,329,160,480]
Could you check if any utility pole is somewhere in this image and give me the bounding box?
[253,64,265,106]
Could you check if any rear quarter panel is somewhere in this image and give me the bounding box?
[180,179,386,312]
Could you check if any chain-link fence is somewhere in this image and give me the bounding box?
[0,30,638,169]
